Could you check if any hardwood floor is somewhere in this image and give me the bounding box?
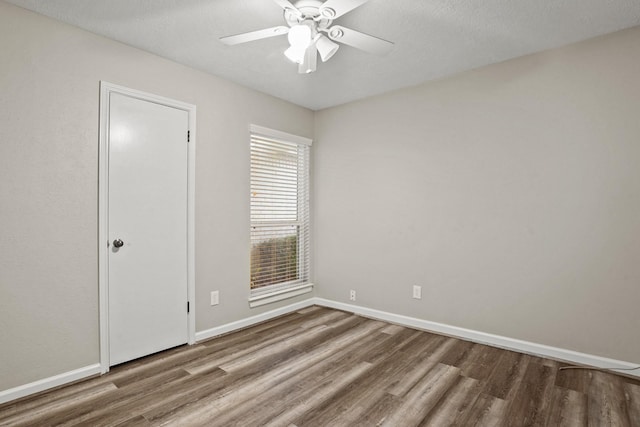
[1,306,639,426]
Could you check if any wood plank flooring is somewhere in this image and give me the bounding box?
[1,306,639,426]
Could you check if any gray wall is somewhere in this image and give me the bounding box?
[0,1,313,391]
[314,26,640,364]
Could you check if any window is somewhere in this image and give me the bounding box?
[249,125,312,307]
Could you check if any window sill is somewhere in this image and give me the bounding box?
[248,283,314,308]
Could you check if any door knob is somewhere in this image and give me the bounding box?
[113,239,124,248]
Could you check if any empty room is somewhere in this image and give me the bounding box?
[1,0,639,425]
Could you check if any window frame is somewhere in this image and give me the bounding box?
[248,124,313,307]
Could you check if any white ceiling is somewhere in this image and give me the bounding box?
[7,0,640,110]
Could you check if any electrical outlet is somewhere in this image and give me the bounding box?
[413,285,422,300]
[210,291,219,306]
[349,290,356,301]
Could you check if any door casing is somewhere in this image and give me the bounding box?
[98,81,196,373]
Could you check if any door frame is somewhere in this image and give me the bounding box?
[98,81,196,373]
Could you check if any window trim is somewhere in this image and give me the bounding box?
[248,283,313,308]
[250,124,312,147]
[249,124,313,307]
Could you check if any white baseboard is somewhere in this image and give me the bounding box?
[194,298,316,342]
[0,299,317,405]
[4,296,637,405]
[0,363,101,405]
[313,298,640,378]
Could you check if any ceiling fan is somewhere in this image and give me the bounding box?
[220,0,394,74]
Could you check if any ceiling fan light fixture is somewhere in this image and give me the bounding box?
[287,24,312,48]
[284,46,306,64]
[316,35,339,62]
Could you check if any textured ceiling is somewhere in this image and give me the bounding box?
[6,0,640,110]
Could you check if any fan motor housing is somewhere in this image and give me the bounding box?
[285,0,333,30]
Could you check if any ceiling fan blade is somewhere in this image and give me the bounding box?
[220,26,289,46]
[318,0,369,19]
[327,25,393,55]
[272,0,303,18]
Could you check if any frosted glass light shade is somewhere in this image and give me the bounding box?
[284,46,306,64]
[316,35,339,62]
[287,25,311,48]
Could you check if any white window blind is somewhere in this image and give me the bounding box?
[250,126,311,298]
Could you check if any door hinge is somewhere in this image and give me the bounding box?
[187,301,190,313]
[187,130,190,143]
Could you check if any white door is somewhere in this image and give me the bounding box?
[108,92,189,366]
